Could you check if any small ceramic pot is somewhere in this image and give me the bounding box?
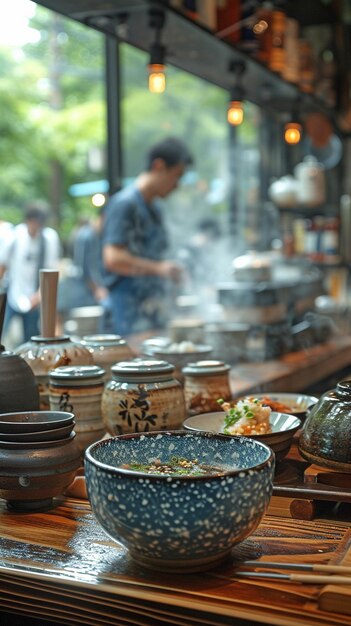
[0,350,39,413]
[182,360,232,415]
[81,334,134,381]
[102,359,186,435]
[0,432,81,511]
[49,365,106,454]
[15,335,94,410]
[299,380,351,472]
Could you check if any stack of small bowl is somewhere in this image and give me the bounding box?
[0,411,81,511]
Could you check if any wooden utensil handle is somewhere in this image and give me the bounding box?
[291,574,351,584]
[40,270,59,338]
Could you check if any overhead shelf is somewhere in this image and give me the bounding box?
[33,0,337,119]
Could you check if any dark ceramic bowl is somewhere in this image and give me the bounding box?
[183,411,301,462]
[85,431,275,573]
[0,411,74,434]
[0,431,81,511]
[0,422,75,442]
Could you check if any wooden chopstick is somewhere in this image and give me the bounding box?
[241,560,351,575]
[237,571,351,584]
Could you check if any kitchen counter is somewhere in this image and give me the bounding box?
[228,335,351,398]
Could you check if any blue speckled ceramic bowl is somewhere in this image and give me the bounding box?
[85,431,275,573]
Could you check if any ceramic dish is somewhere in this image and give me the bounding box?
[85,431,274,573]
[183,411,301,462]
[0,411,75,434]
[0,422,75,442]
[238,392,318,417]
[142,343,213,369]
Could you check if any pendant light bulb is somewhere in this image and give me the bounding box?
[148,64,166,93]
[227,60,246,127]
[148,11,166,94]
[228,101,244,125]
[284,121,302,144]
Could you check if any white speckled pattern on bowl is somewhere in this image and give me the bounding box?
[84,431,275,573]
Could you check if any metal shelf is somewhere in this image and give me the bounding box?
[34,0,337,119]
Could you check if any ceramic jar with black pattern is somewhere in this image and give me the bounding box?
[101,359,186,436]
[49,365,106,454]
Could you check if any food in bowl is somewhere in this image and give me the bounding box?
[259,395,295,413]
[183,411,301,462]
[238,393,318,417]
[85,431,275,573]
[120,456,230,476]
[218,397,272,436]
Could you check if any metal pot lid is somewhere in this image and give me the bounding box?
[111,359,175,380]
[82,334,126,346]
[50,365,105,380]
[182,360,230,376]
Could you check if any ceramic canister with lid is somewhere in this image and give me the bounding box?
[49,365,106,454]
[101,359,186,436]
[182,360,232,416]
[81,334,134,381]
[16,335,94,410]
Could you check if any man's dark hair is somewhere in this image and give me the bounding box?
[146,137,193,170]
[24,201,49,225]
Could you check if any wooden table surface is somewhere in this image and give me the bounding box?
[1,494,351,626]
[227,335,351,397]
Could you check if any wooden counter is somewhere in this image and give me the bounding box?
[228,335,351,398]
[1,496,351,626]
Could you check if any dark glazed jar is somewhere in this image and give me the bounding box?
[0,350,39,413]
[298,380,351,472]
[102,359,186,435]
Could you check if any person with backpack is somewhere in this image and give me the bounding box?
[0,202,61,343]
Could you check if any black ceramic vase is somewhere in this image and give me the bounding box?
[0,293,40,413]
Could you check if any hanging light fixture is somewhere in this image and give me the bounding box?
[227,60,246,126]
[148,10,166,94]
[284,121,302,144]
[284,99,302,144]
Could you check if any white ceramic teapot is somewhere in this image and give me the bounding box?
[294,156,326,207]
[268,175,299,208]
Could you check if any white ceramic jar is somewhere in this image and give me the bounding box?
[81,334,134,381]
[294,156,326,207]
[16,335,94,410]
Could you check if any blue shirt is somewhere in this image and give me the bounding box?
[102,184,170,335]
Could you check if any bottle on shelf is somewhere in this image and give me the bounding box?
[282,17,300,84]
[298,39,316,94]
[268,9,286,75]
[321,217,340,264]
